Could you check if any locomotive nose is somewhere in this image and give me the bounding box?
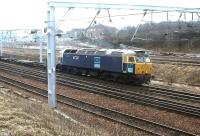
[142,71,145,74]
[135,63,152,75]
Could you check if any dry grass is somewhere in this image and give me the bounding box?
[186,71,200,85]
[0,87,108,136]
[153,64,200,85]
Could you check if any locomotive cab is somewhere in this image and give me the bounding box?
[122,51,152,83]
[135,55,152,75]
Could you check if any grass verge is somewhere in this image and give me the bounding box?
[0,87,108,136]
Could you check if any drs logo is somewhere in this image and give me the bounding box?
[94,57,100,68]
[128,64,133,73]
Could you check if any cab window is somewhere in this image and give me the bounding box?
[136,57,151,63]
[145,57,151,63]
[136,57,144,62]
[128,56,135,63]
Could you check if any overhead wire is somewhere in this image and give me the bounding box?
[85,9,101,33]
[55,10,164,22]
[52,8,200,37]
[196,13,200,21]
[130,10,147,41]
[54,10,200,23]
[55,8,73,30]
[107,9,112,22]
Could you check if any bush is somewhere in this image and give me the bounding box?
[165,67,181,84]
[186,71,200,85]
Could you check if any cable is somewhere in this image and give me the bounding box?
[56,8,73,30]
[107,9,112,22]
[55,11,164,22]
[178,12,183,21]
[196,13,200,21]
[131,10,147,41]
[85,9,101,33]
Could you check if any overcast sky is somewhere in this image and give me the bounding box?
[0,0,199,31]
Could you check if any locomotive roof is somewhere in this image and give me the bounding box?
[61,48,148,56]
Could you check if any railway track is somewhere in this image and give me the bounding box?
[151,57,200,66]
[150,54,200,66]
[151,56,200,63]
[0,58,199,102]
[2,50,200,66]
[0,74,198,136]
[0,60,200,118]
[152,59,200,66]
[2,57,199,98]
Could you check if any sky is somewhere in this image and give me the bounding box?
[0,0,199,31]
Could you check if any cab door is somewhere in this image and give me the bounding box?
[122,55,128,73]
[127,56,135,73]
[127,63,134,73]
[122,55,135,74]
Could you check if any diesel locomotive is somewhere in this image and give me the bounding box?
[57,48,152,84]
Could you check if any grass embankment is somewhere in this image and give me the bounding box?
[0,87,107,136]
[153,64,200,85]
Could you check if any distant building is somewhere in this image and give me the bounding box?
[86,24,118,40]
[66,28,84,39]
[66,24,118,40]
[0,31,17,42]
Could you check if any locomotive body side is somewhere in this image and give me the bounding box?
[62,53,122,73]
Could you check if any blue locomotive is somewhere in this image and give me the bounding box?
[57,48,152,84]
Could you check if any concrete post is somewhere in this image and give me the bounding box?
[0,39,2,57]
[47,6,57,108]
[39,36,43,63]
[0,32,3,57]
